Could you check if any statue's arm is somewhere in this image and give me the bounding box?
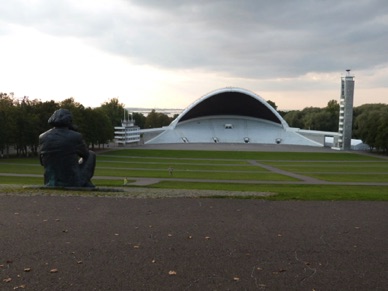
[75,135,90,159]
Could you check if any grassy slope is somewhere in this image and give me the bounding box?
[1,149,387,200]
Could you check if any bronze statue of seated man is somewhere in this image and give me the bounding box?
[39,109,96,188]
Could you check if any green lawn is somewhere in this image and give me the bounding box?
[263,161,388,173]
[100,149,379,161]
[1,149,387,200]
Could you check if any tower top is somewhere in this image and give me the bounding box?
[344,69,354,79]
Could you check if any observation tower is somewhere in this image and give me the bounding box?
[337,70,355,150]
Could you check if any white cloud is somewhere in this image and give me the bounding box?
[0,0,387,109]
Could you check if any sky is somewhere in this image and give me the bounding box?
[1,0,387,111]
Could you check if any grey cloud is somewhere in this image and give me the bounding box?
[118,0,388,77]
[2,0,387,79]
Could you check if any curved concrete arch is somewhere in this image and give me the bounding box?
[146,87,321,146]
[170,87,289,129]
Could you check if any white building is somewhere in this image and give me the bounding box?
[114,117,140,145]
[145,87,321,147]
[336,70,355,150]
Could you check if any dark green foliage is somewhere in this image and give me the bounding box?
[0,94,120,156]
[283,100,339,131]
[267,100,278,110]
[132,112,146,128]
[97,98,125,127]
[80,108,113,149]
[144,109,174,128]
[354,104,388,152]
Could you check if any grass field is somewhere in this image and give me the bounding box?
[0,148,387,200]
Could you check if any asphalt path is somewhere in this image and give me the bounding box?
[1,196,387,290]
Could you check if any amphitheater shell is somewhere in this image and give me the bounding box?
[145,87,322,147]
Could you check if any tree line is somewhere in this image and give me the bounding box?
[1,93,387,156]
[0,93,175,157]
[280,100,388,152]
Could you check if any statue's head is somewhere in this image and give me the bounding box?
[48,109,73,127]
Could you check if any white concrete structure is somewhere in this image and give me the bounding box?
[114,119,140,145]
[146,87,321,146]
[336,70,355,150]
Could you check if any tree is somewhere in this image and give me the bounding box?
[267,100,278,110]
[283,110,303,128]
[355,104,388,152]
[60,98,85,129]
[93,108,114,148]
[99,98,125,127]
[324,100,339,132]
[301,107,321,130]
[80,108,113,150]
[376,107,388,152]
[144,110,172,128]
[13,97,41,156]
[34,100,60,136]
[0,93,16,157]
[132,112,146,129]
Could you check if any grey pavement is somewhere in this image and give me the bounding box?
[1,196,387,290]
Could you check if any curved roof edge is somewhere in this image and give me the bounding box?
[170,87,289,129]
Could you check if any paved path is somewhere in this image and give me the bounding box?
[1,196,387,290]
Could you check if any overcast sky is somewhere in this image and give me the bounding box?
[1,0,387,110]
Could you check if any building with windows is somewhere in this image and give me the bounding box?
[336,70,355,150]
[114,115,140,145]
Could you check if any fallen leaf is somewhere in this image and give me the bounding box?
[3,277,12,283]
[133,245,140,249]
[151,259,156,263]
[187,235,193,239]
[13,284,26,289]
[50,268,58,273]
[205,236,210,240]
[77,261,83,264]
[24,268,31,272]
[168,234,172,237]
[233,277,240,281]
[168,270,177,275]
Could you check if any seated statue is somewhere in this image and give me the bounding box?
[38,109,96,187]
